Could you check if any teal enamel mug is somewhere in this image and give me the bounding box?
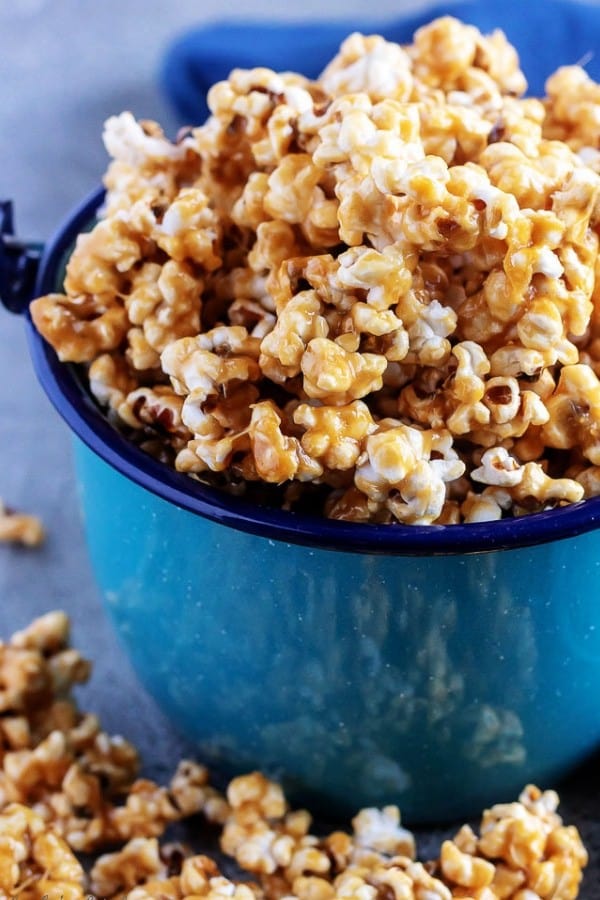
[4,190,600,824]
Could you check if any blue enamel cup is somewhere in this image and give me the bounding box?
[5,188,600,824]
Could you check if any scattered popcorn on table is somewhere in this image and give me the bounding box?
[0,613,589,898]
[0,612,227,853]
[86,778,591,899]
[0,498,44,546]
[30,15,600,523]
[217,775,587,900]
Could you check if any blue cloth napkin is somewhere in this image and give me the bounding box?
[160,0,600,125]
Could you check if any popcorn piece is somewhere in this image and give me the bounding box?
[117,386,189,443]
[294,401,377,470]
[89,353,140,410]
[161,326,263,473]
[440,840,494,888]
[260,292,329,381]
[126,259,205,357]
[90,837,165,897]
[169,760,230,823]
[320,33,413,102]
[544,66,600,155]
[351,806,415,859]
[461,488,512,523]
[155,189,221,269]
[0,804,85,900]
[510,462,584,509]
[543,364,600,463]
[574,464,600,499]
[355,424,465,524]
[249,401,323,483]
[103,112,191,167]
[226,771,287,822]
[301,338,387,405]
[30,292,129,363]
[0,499,44,547]
[471,447,524,487]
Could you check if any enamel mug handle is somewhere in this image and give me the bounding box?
[0,201,43,314]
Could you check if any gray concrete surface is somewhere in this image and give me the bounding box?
[1,1,600,891]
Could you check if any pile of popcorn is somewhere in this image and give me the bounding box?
[0,611,228,853]
[30,16,600,524]
[0,612,589,899]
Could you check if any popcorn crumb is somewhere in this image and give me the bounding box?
[0,499,44,547]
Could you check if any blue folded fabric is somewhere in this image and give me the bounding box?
[160,0,600,125]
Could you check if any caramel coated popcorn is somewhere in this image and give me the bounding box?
[0,777,587,900]
[0,612,227,854]
[220,771,416,888]
[0,499,44,546]
[85,778,588,900]
[218,775,587,900]
[0,803,85,900]
[87,775,591,900]
[28,18,600,524]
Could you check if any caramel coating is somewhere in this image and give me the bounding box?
[30,16,600,523]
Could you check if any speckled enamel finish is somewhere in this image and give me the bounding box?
[74,438,600,822]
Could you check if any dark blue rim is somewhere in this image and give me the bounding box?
[26,186,600,556]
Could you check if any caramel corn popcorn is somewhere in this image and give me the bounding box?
[28,16,600,525]
[0,612,227,854]
[0,498,44,546]
[84,772,587,900]
[0,804,86,900]
[215,774,588,900]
